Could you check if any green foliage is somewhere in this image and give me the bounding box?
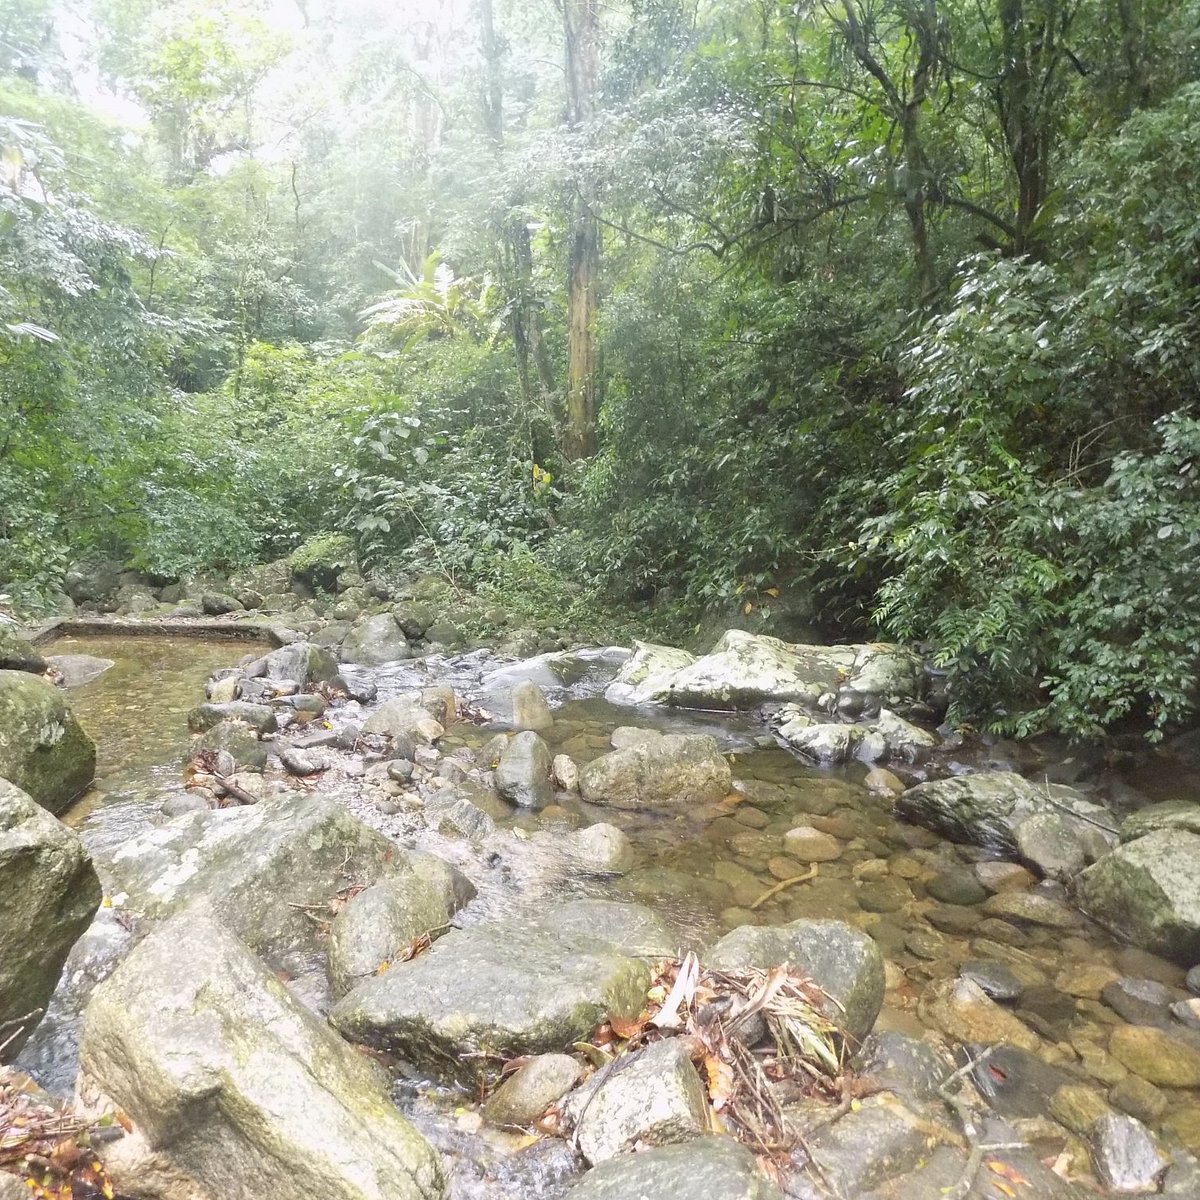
[288,532,356,589]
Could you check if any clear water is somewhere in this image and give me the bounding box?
[19,633,1200,1195]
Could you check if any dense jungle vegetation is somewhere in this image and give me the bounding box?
[1,0,1199,739]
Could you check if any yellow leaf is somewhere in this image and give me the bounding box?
[101,895,112,908]
[765,587,780,598]
[742,601,753,615]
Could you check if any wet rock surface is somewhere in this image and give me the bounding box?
[17,620,1200,1200]
[80,913,446,1200]
[0,779,102,1059]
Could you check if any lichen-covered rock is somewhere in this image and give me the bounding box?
[0,779,101,1058]
[1076,830,1200,965]
[257,642,340,690]
[327,868,456,998]
[579,734,731,810]
[565,1137,781,1200]
[331,901,675,1084]
[566,1038,708,1163]
[895,771,1116,870]
[0,670,95,813]
[80,913,444,1200]
[510,680,554,732]
[706,918,884,1045]
[484,1053,582,1128]
[186,701,277,734]
[188,718,268,773]
[494,731,555,809]
[340,614,410,666]
[1121,801,1200,841]
[604,641,698,705]
[606,630,924,711]
[96,794,402,967]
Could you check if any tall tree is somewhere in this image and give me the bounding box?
[561,0,601,460]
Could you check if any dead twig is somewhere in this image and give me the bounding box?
[750,865,818,910]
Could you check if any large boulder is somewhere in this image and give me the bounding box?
[256,643,340,690]
[606,630,923,711]
[331,901,675,1084]
[79,913,445,1200]
[327,868,457,998]
[0,670,95,813]
[0,625,46,673]
[494,731,555,809]
[96,794,403,967]
[566,1138,781,1200]
[1076,830,1200,965]
[895,771,1117,873]
[362,695,444,743]
[706,918,884,1045]
[287,532,357,592]
[0,779,101,1058]
[579,734,732,810]
[340,614,411,666]
[186,701,277,734]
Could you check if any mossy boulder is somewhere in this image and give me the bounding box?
[0,670,95,813]
[80,913,445,1200]
[1076,830,1200,964]
[287,532,357,592]
[0,779,102,1058]
[96,794,404,966]
[330,901,676,1085]
[0,626,46,674]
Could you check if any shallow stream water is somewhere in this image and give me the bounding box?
[21,632,1200,1196]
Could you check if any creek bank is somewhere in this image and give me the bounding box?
[8,608,1200,1199]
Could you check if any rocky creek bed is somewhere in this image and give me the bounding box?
[3,612,1200,1199]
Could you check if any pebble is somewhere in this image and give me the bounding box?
[1171,998,1200,1030]
[1055,964,1121,1000]
[782,826,842,862]
[1109,1025,1200,1087]
[974,917,1029,946]
[734,806,770,829]
[1115,947,1186,989]
[855,880,909,913]
[1089,1113,1168,1193]
[1049,1083,1111,1134]
[1188,965,1200,996]
[1102,977,1183,1029]
[864,767,904,795]
[1164,1107,1200,1155]
[926,868,988,906]
[1109,1076,1167,1124]
[852,858,891,882]
[981,891,1079,929]
[925,904,981,935]
[767,856,807,881]
[973,860,1036,893]
[889,854,924,880]
[904,930,947,961]
[959,960,1023,1003]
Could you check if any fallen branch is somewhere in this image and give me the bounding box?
[750,865,818,910]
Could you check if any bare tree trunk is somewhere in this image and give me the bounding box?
[562,0,600,460]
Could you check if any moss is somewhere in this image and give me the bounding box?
[287,533,356,590]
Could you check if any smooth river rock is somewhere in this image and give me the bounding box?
[895,771,1116,871]
[80,913,445,1200]
[1076,830,1200,965]
[0,778,102,1058]
[579,734,732,809]
[331,901,675,1084]
[494,730,555,809]
[706,918,884,1045]
[565,1137,782,1200]
[340,613,411,665]
[97,794,403,966]
[0,669,96,813]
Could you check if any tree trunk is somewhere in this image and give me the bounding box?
[562,0,600,460]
